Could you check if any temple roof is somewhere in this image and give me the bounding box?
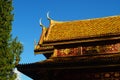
[17,53,120,79]
[34,26,54,54]
[42,15,120,45]
[34,15,120,54]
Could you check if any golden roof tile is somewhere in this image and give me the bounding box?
[44,15,120,43]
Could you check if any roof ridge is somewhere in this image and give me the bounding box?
[50,15,120,23]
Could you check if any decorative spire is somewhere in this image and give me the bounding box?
[39,18,45,28]
[47,12,51,20]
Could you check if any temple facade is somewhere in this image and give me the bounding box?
[17,15,120,80]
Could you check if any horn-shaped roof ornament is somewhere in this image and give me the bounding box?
[47,12,51,20]
[39,18,47,31]
[39,18,45,28]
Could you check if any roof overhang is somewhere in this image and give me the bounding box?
[42,34,120,46]
[17,53,120,79]
[34,45,54,54]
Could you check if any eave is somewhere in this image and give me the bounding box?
[42,34,120,46]
[34,45,54,54]
[17,53,120,79]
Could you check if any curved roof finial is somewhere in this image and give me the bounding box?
[39,18,45,28]
[47,12,51,20]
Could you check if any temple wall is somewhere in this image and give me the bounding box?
[53,71,120,80]
[52,43,120,57]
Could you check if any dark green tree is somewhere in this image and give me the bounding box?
[0,0,23,80]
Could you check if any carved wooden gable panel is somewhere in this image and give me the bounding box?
[53,43,120,57]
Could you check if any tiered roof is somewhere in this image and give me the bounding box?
[18,15,120,80]
[34,15,120,54]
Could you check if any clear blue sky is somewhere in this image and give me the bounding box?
[12,0,120,80]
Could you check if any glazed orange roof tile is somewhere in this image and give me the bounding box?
[44,15,120,42]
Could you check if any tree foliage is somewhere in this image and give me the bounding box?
[0,0,23,80]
